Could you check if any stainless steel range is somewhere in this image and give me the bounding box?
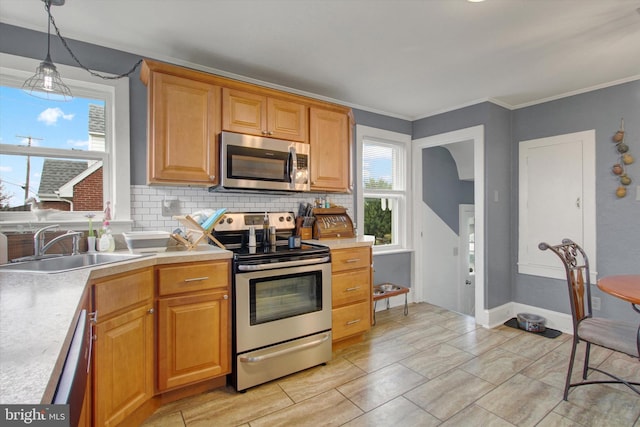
[212,212,332,392]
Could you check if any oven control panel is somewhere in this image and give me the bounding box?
[213,212,295,232]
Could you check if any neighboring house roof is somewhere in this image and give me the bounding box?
[89,104,105,136]
[38,159,88,199]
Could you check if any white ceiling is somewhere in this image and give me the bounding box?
[1,0,639,120]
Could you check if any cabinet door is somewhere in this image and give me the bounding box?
[309,108,350,192]
[157,291,230,391]
[267,98,308,142]
[222,88,266,136]
[94,305,154,427]
[148,72,220,185]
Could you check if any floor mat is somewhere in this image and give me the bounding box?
[503,317,563,339]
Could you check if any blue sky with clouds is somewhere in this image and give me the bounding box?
[0,86,103,206]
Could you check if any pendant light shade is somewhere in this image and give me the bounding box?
[22,0,73,101]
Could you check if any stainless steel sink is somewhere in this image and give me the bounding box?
[0,253,149,273]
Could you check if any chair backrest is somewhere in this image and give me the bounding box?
[539,239,592,328]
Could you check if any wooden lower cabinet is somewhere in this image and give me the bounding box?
[156,260,231,392]
[330,246,373,344]
[157,290,230,391]
[92,268,154,427]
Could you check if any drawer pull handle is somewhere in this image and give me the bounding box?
[345,286,360,292]
[346,319,361,325]
[345,258,360,263]
[184,276,209,283]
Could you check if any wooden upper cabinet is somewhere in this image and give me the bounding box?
[144,67,221,186]
[309,107,351,192]
[222,88,308,143]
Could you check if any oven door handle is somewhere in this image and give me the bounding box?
[238,332,330,363]
[237,256,330,271]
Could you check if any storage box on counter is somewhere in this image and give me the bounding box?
[122,231,171,253]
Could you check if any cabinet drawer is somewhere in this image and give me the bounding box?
[157,261,230,296]
[93,268,153,319]
[331,247,371,273]
[332,268,371,307]
[332,301,371,341]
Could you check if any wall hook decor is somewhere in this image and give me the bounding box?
[611,118,634,198]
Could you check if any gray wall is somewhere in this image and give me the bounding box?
[512,80,640,322]
[422,146,474,234]
[413,102,513,309]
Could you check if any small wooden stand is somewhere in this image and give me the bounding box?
[172,215,226,250]
[372,283,409,325]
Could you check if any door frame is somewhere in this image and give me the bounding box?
[412,125,487,327]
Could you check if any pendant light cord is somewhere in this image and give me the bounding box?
[44,0,142,80]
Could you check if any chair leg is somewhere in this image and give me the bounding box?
[582,342,591,380]
[564,336,579,400]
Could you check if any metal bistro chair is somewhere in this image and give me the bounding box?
[539,239,640,400]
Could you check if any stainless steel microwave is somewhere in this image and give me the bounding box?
[218,131,310,192]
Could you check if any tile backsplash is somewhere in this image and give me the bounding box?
[130,185,355,232]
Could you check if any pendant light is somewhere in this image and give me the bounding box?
[22,0,73,101]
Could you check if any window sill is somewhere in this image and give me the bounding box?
[0,219,133,234]
[372,247,414,256]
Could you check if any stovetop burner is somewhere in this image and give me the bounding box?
[211,212,330,264]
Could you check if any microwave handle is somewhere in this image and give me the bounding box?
[288,146,297,190]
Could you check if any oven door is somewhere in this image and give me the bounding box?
[235,262,331,353]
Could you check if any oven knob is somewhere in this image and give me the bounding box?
[279,216,284,222]
[286,215,292,222]
[226,218,234,224]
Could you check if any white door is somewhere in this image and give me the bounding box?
[459,205,475,316]
[518,130,596,281]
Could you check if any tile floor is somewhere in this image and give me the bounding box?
[142,303,640,427]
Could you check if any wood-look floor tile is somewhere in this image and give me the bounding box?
[447,328,512,356]
[141,411,185,427]
[339,334,421,372]
[248,389,362,427]
[336,363,427,412]
[554,383,640,426]
[404,369,495,421]
[459,347,533,385]
[476,374,562,427]
[180,382,292,426]
[535,411,583,427]
[277,356,366,402]
[341,396,440,427]
[439,404,516,426]
[440,314,479,334]
[400,343,475,379]
[392,323,462,350]
[499,332,565,360]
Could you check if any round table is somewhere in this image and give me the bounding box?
[597,275,640,313]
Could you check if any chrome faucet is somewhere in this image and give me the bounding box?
[34,224,82,258]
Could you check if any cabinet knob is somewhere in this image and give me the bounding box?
[262,130,268,135]
[210,175,215,181]
[148,308,154,315]
[223,295,229,300]
[267,131,273,136]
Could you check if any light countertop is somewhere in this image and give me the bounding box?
[306,235,375,250]
[0,245,231,404]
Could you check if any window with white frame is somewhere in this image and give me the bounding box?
[356,125,410,252]
[0,53,131,227]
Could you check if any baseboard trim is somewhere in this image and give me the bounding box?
[485,302,573,334]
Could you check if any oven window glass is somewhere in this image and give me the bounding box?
[250,271,322,325]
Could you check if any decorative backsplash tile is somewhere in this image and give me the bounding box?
[130,185,354,232]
